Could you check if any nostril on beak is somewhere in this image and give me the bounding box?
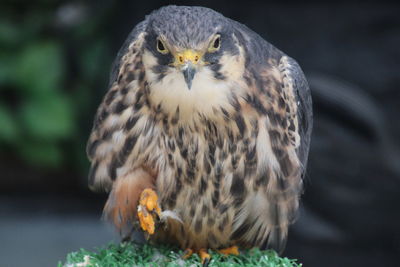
[179,56,184,63]
[195,56,199,62]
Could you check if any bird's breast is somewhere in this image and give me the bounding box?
[151,119,257,249]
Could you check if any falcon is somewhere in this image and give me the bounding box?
[87,5,312,264]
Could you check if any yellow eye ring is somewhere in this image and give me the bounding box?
[208,35,221,53]
[157,39,169,54]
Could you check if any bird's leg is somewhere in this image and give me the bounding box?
[218,245,240,256]
[137,188,161,235]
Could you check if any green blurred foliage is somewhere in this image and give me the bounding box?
[0,2,112,172]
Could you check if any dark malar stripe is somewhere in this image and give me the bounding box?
[210,63,225,80]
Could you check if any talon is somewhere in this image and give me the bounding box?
[199,248,211,266]
[137,188,161,235]
[202,257,210,267]
[218,245,239,256]
[181,248,211,265]
[182,248,193,259]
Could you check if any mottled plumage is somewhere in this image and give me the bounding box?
[87,5,312,253]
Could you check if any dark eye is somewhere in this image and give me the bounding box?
[208,35,221,52]
[157,39,168,54]
[213,36,220,49]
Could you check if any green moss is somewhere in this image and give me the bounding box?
[59,242,301,267]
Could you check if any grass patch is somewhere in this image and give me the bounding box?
[59,242,302,267]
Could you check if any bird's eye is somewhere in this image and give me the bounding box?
[157,39,168,54]
[213,37,220,49]
[208,35,221,53]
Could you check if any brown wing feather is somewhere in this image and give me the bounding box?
[86,23,148,192]
[263,56,306,251]
[228,21,312,252]
[260,55,310,252]
[231,55,308,253]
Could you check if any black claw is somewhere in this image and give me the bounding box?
[202,258,210,267]
[121,235,131,243]
[181,249,192,259]
[152,211,160,222]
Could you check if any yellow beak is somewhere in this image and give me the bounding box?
[174,50,202,90]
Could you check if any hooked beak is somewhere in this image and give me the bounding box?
[174,50,202,90]
[182,63,196,90]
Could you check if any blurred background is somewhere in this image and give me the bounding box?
[0,1,399,266]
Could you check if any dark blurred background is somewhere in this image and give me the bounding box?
[1,1,399,266]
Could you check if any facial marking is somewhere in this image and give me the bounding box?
[140,18,247,122]
[142,50,242,121]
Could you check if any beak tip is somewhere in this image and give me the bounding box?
[182,64,196,90]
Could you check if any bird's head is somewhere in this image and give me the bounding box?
[141,6,246,119]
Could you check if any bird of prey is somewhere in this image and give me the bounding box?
[87,5,312,264]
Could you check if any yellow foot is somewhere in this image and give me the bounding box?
[218,245,240,256]
[181,248,211,266]
[182,248,194,259]
[137,188,161,235]
[199,248,211,266]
